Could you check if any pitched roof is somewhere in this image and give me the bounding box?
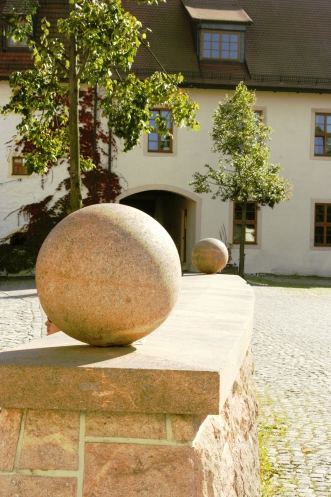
[184,6,252,24]
[184,0,243,9]
[125,0,331,91]
[1,0,35,15]
[0,0,67,77]
[1,0,331,91]
[245,0,331,83]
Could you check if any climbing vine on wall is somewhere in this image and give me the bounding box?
[0,88,122,274]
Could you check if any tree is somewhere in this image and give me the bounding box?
[0,88,122,274]
[191,82,290,277]
[1,0,198,212]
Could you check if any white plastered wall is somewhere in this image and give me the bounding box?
[1,82,331,275]
[0,81,69,240]
[115,88,331,276]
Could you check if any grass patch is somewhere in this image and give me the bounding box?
[258,398,288,497]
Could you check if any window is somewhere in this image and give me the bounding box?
[12,156,28,175]
[314,203,331,246]
[148,109,173,153]
[200,30,240,61]
[3,25,30,50]
[233,202,257,244]
[6,35,29,49]
[254,110,264,122]
[314,113,331,157]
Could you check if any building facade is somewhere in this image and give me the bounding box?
[1,0,331,275]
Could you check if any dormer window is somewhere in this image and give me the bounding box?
[201,30,240,61]
[184,5,252,65]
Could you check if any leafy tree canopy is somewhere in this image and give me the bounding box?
[0,88,122,274]
[1,0,198,174]
[191,82,290,207]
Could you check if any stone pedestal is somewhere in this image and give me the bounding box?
[0,275,259,497]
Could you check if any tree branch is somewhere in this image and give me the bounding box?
[32,37,68,72]
[115,67,123,82]
[141,39,167,73]
[77,48,91,79]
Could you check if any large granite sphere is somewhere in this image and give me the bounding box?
[36,204,181,346]
[192,238,228,274]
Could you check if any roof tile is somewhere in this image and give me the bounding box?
[1,0,331,90]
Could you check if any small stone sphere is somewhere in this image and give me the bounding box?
[192,238,228,274]
[36,204,181,346]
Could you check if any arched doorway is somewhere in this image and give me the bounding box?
[118,186,200,270]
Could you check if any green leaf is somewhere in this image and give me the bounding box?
[1,0,198,212]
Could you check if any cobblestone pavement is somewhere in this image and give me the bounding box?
[0,279,330,496]
[0,279,45,350]
[252,285,331,497]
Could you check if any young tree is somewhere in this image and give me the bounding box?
[0,88,122,274]
[1,0,198,212]
[191,82,290,277]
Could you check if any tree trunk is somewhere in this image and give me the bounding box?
[68,4,82,212]
[239,201,247,277]
[108,118,112,172]
[92,85,98,166]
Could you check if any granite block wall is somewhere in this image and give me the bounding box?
[0,349,259,497]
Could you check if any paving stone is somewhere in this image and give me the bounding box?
[0,283,45,350]
[252,285,331,497]
[1,280,331,497]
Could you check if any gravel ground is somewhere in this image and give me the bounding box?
[0,277,330,496]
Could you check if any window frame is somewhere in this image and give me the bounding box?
[313,111,331,158]
[254,109,265,122]
[232,201,258,245]
[147,109,173,154]
[200,29,241,62]
[2,25,30,52]
[313,203,331,247]
[11,156,28,176]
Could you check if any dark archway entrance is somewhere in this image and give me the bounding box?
[120,189,197,268]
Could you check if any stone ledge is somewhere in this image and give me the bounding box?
[0,275,254,415]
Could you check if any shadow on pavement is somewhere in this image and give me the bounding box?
[0,277,36,291]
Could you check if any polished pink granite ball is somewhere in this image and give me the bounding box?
[192,238,228,274]
[36,204,181,346]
